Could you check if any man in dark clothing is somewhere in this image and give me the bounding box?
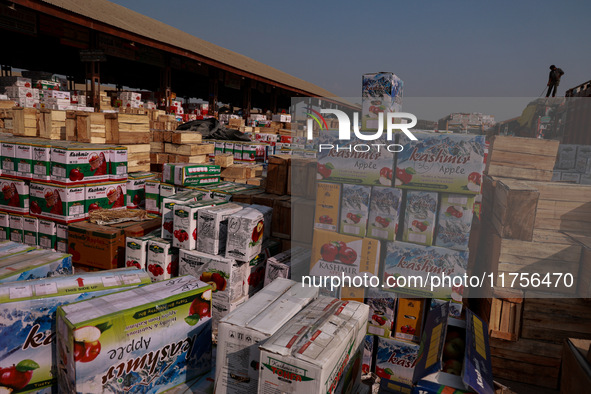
[546,65,564,97]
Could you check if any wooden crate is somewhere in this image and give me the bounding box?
[488,287,523,341]
[214,153,234,168]
[39,109,66,140]
[490,337,563,389]
[164,143,213,156]
[266,155,291,195]
[290,158,316,198]
[565,232,591,298]
[12,107,38,137]
[220,164,262,179]
[490,179,539,241]
[486,136,559,181]
[75,112,106,143]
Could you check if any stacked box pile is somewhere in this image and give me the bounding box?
[149,113,181,172]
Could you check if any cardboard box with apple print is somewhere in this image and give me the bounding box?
[375,337,420,393]
[366,288,397,338]
[340,184,371,237]
[178,249,248,332]
[225,207,264,262]
[144,179,161,215]
[109,146,128,181]
[146,238,178,281]
[367,186,402,241]
[56,276,213,394]
[85,182,127,213]
[29,181,86,223]
[125,231,160,270]
[402,190,438,246]
[126,172,159,209]
[0,212,9,241]
[412,302,495,394]
[172,200,227,250]
[310,230,381,302]
[395,132,486,195]
[383,241,468,299]
[51,145,111,185]
[314,182,341,232]
[0,268,151,393]
[0,176,29,214]
[316,131,395,186]
[435,193,475,251]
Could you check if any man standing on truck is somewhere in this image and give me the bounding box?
[546,65,565,97]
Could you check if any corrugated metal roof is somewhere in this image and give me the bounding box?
[38,0,346,102]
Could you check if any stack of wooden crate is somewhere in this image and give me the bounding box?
[75,112,106,143]
[0,103,14,133]
[11,107,37,137]
[150,114,179,172]
[473,135,591,389]
[220,163,263,185]
[104,113,151,172]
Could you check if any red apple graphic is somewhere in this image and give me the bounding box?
[88,203,100,211]
[338,246,357,265]
[0,359,39,390]
[320,243,339,262]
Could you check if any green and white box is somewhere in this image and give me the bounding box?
[2,142,16,176]
[32,141,52,182]
[38,219,57,250]
[0,176,29,213]
[144,179,161,215]
[29,181,86,222]
[0,268,151,393]
[9,213,24,243]
[125,231,160,270]
[23,215,38,246]
[15,142,33,179]
[0,211,9,241]
[109,146,128,181]
[56,276,212,394]
[56,223,68,253]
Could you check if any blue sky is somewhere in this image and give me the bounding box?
[111,0,590,112]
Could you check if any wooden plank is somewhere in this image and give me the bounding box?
[117,114,150,124]
[170,132,202,144]
[118,123,150,132]
[490,135,560,157]
[152,130,163,142]
[76,114,90,142]
[117,133,151,144]
[121,144,151,154]
[528,181,591,202]
[499,238,582,262]
[171,154,208,164]
[65,111,77,141]
[487,165,553,182]
[214,153,233,167]
[491,357,559,388]
[150,142,164,152]
[490,347,560,367]
[164,143,214,156]
[488,150,556,170]
[489,297,501,331]
[534,217,591,232]
[491,179,539,241]
[490,337,563,358]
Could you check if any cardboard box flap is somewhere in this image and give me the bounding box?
[463,309,494,394]
[413,301,450,382]
[260,297,369,366]
[60,275,210,325]
[0,249,57,269]
[68,222,122,240]
[0,251,71,279]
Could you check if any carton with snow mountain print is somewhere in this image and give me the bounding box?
[0,268,151,393]
[56,276,213,394]
[402,191,438,246]
[340,184,371,237]
[435,193,475,251]
[383,241,468,299]
[395,133,485,195]
[367,186,402,241]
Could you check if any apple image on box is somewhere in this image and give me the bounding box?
[73,326,102,363]
[0,359,39,390]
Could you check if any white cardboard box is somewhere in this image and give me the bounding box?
[215,278,319,394]
[258,296,369,393]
